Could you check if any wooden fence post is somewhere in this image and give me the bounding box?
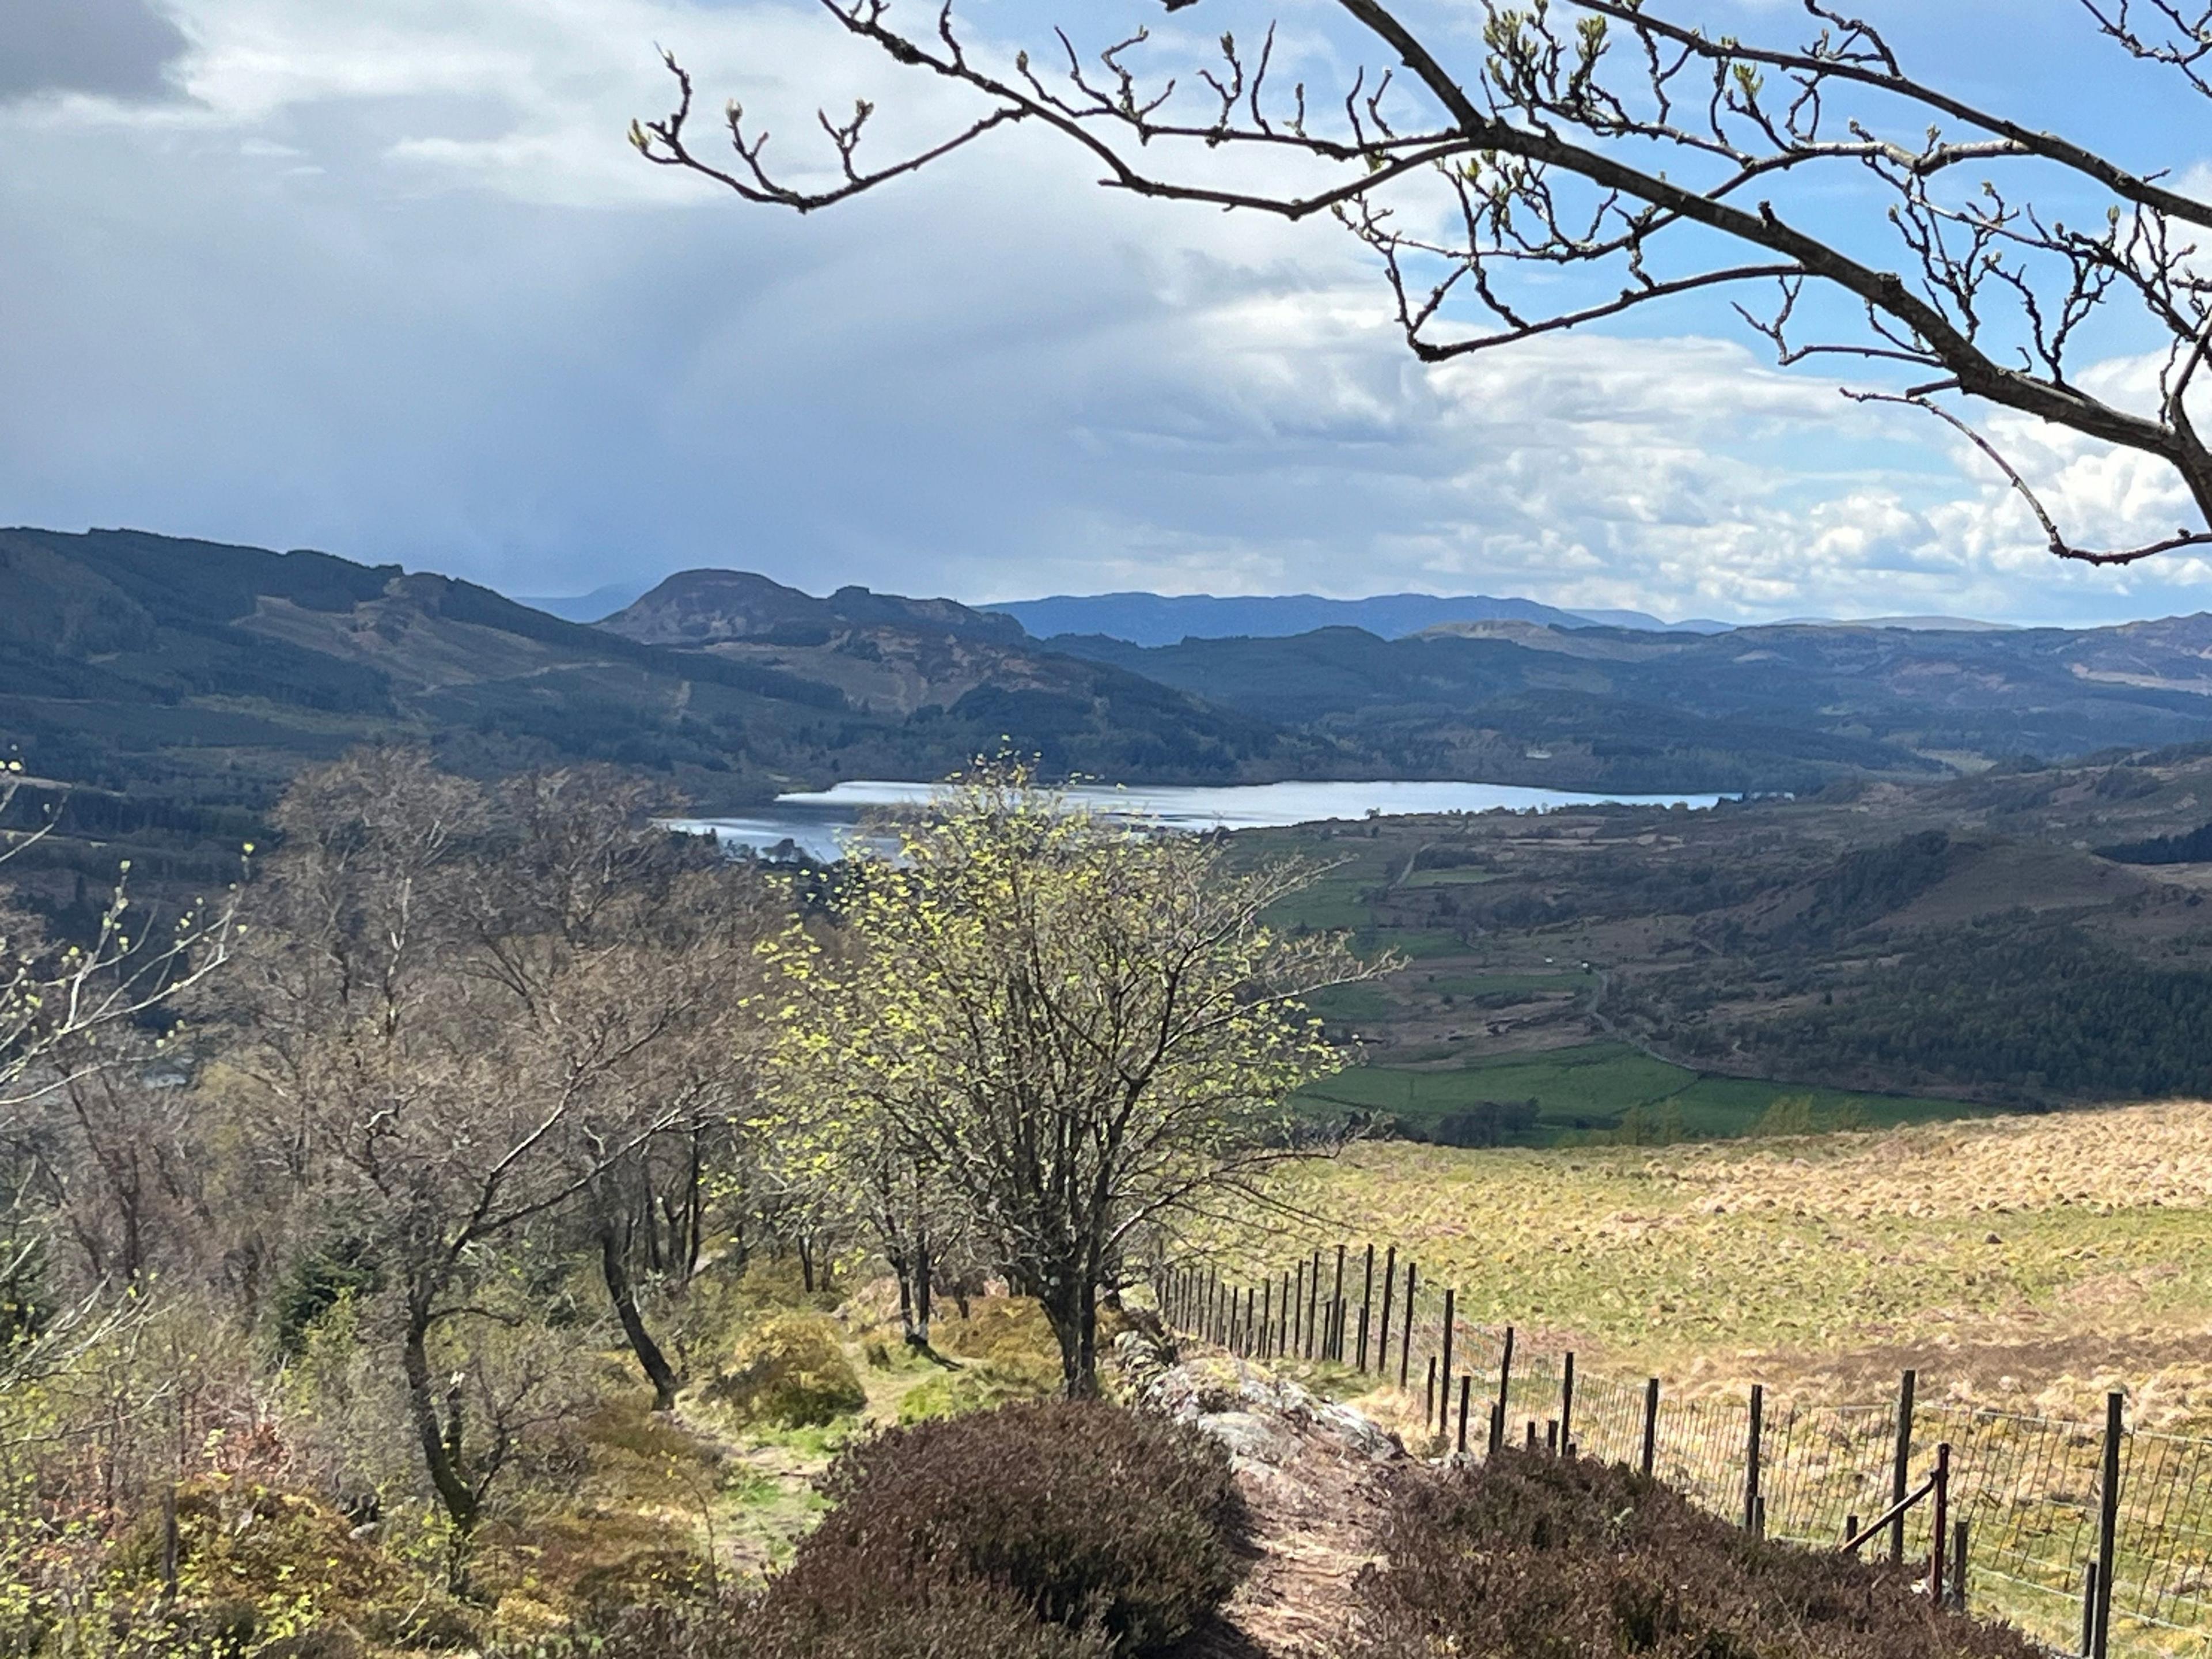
[1398,1262,1416,1388]
[1890,1369,1916,1566]
[1425,1355,1436,1426]
[1378,1244,1397,1374]
[2082,1563,2099,1658]
[1358,1244,1375,1371]
[1494,1326,1516,1451]
[1261,1281,1273,1361]
[1929,1440,1952,1600]
[2094,1392,2122,1659]
[1745,1384,1764,1535]
[1306,1252,1321,1360]
[1562,1352,1575,1451]
[1641,1378,1660,1479]
[1331,1246,1347,1361]
[1457,1375,1472,1456]
[1951,1517,1970,1611]
[1439,1289,1456,1434]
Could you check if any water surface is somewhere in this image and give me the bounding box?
[671,779,1723,862]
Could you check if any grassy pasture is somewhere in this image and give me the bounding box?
[1241,1102,2212,1420]
[1213,1101,2212,1656]
[1297,1039,1973,1141]
[1398,866,1501,887]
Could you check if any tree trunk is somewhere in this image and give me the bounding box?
[681,1131,704,1282]
[1043,1274,1101,1399]
[893,1245,916,1342]
[913,1230,932,1348]
[400,1299,480,1540]
[597,1213,681,1411]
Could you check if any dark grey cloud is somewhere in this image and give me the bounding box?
[0,0,189,104]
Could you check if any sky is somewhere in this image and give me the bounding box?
[3,0,2212,626]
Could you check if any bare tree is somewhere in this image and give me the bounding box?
[222,751,722,1568]
[638,1,2212,566]
[460,768,771,1411]
[0,763,245,1386]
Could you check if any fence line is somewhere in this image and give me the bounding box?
[1153,1250,2212,1659]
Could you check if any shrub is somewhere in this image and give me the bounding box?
[777,1400,1245,1656]
[895,1361,1055,1423]
[937,1296,1061,1373]
[703,1313,864,1429]
[1347,1448,2041,1659]
[575,1581,1112,1659]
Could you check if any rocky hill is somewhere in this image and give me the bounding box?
[0,529,1319,894]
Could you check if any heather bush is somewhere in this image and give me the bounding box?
[1347,1448,2043,1659]
[572,1581,1112,1659]
[776,1400,1245,1656]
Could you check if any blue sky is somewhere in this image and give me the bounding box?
[3,0,2210,625]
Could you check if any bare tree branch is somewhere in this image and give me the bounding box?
[637,0,2212,567]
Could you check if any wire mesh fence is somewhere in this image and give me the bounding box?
[1155,1252,2212,1659]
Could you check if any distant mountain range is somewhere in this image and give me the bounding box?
[6,530,2212,872]
[986,589,1731,644]
[514,581,651,623]
[514,579,2005,645]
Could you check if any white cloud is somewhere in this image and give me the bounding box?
[2,0,2209,627]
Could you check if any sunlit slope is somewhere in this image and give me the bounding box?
[1254,1103,2212,1427]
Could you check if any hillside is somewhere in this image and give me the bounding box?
[1051,619,2212,790]
[14,529,2212,910]
[0,529,1320,896]
[1238,746,2212,1129]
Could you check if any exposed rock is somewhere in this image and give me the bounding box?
[1118,1331,1404,1656]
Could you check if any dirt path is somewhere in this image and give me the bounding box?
[1131,1345,1404,1657]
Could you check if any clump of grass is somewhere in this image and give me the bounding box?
[896,1362,1055,1423]
[703,1313,866,1429]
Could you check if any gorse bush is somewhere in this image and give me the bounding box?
[773,1400,1246,1656]
[1347,1448,2041,1659]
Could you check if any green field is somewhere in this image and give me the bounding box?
[1411,969,1596,999]
[1399,866,1501,887]
[1353,926,1470,960]
[1296,1040,1979,1141]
